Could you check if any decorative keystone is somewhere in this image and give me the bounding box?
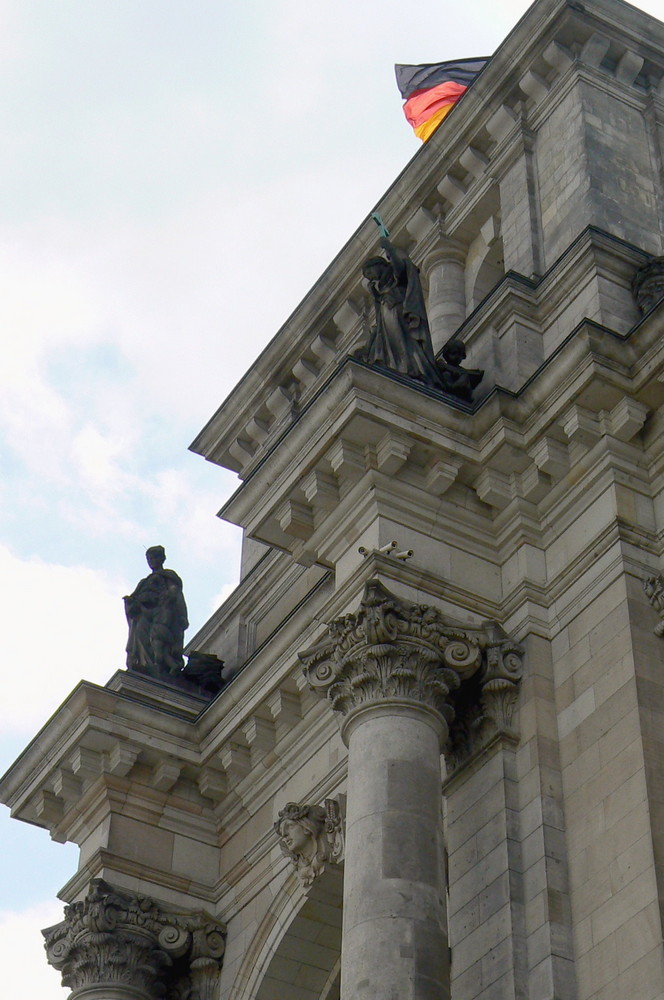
[43,879,225,1000]
[299,580,523,767]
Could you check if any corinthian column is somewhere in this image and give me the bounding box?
[422,243,467,353]
[300,580,491,1000]
[42,879,226,1000]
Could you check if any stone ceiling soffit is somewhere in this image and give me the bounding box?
[219,361,481,531]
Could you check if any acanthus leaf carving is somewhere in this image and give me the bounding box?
[300,579,524,770]
[42,879,226,1000]
[479,637,524,734]
[300,579,482,723]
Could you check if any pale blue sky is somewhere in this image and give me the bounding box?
[1,1,661,996]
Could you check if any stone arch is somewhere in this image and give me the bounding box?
[464,219,505,311]
[471,237,505,305]
[319,959,340,1000]
[230,865,343,1000]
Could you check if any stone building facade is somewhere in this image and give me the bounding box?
[3,0,664,998]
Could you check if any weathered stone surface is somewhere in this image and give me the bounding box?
[274,798,344,887]
[43,879,225,1000]
[300,578,523,767]
[4,3,664,1000]
[643,574,664,635]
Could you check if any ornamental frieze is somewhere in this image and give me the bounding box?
[299,578,523,768]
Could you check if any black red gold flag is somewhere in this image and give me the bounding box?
[395,57,489,141]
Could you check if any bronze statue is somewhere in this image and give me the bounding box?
[124,546,189,679]
[437,338,483,402]
[360,236,444,389]
[358,218,483,401]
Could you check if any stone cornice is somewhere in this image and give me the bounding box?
[0,682,201,823]
[189,0,664,483]
[214,305,662,571]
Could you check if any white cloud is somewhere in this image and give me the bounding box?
[0,900,68,1000]
[0,544,126,736]
[209,581,238,616]
[70,423,135,498]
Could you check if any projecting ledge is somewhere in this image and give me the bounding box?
[0,675,204,840]
[219,357,483,537]
[106,668,211,719]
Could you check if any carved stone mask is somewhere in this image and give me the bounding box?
[280,819,312,856]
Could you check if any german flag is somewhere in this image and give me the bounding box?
[396,58,489,141]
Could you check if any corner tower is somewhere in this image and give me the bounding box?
[3,2,664,999]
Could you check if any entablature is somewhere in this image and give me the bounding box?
[190,0,663,484]
[216,299,664,583]
[193,227,648,488]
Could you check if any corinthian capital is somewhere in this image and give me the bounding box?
[42,879,226,1000]
[300,579,482,717]
[299,579,524,766]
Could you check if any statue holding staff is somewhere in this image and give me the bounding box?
[360,215,443,388]
[359,214,482,401]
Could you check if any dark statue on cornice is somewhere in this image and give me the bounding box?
[123,547,225,698]
[357,215,482,401]
[438,338,484,402]
[360,235,445,388]
[124,546,189,679]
